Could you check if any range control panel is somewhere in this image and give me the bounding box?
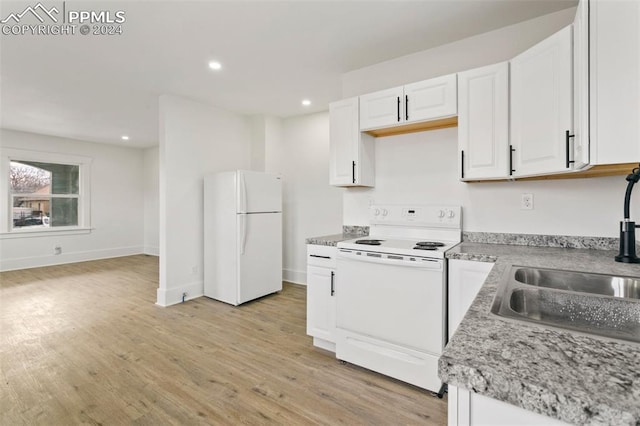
[370,204,461,228]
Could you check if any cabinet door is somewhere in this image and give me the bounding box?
[458,63,509,180]
[449,386,570,426]
[572,0,589,169]
[590,0,640,164]
[329,98,359,186]
[405,74,457,123]
[359,86,404,130]
[306,265,336,343]
[510,25,573,177]
[329,98,375,187]
[448,259,493,340]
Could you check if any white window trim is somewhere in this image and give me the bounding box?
[0,148,92,238]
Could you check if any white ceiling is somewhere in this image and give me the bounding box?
[0,0,576,148]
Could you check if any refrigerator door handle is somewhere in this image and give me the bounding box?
[239,214,247,255]
[239,171,247,213]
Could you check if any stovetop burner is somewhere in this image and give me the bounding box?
[413,246,438,250]
[415,241,446,247]
[355,239,384,246]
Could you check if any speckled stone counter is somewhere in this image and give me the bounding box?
[305,226,369,247]
[305,234,354,247]
[440,243,640,425]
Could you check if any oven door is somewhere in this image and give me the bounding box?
[335,249,445,355]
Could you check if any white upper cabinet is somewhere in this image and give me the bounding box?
[359,86,404,131]
[589,0,640,165]
[359,74,457,131]
[572,0,589,169]
[329,97,375,187]
[458,62,509,180]
[404,74,457,123]
[510,25,573,177]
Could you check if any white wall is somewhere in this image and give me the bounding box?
[340,7,640,238]
[342,8,577,97]
[265,112,343,284]
[143,146,159,256]
[249,115,267,172]
[343,129,639,237]
[158,95,251,306]
[0,129,145,271]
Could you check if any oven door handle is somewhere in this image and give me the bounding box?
[338,251,442,270]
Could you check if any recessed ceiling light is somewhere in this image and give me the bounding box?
[121,135,129,140]
[208,61,222,70]
[302,99,311,106]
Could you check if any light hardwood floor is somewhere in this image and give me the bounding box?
[0,255,447,425]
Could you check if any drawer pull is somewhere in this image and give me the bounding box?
[330,271,335,296]
[310,254,331,259]
[565,130,575,169]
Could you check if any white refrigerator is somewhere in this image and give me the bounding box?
[204,170,283,306]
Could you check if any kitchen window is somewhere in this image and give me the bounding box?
[1,149,91,237]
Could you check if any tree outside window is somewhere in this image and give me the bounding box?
[10,161,80,229]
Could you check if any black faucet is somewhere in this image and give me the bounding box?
[615,164,640,263]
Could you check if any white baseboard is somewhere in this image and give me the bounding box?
[158,268,304,307]
[0,246,144,272]
[283,268,306,285]
[156,280,204,307]
[144,246,159,256]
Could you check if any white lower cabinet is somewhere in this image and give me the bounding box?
[448,259,494,339]
[449,386,569,426]
[447,259,569,425]
[306,245,337,352]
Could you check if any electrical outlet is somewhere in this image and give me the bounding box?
[191,265,199,275]
[521,193,534,210]
[54,246,62,255]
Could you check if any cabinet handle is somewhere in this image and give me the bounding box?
[330,271,335,296]
[565,130,575,169]
[509,145,515,176]
[352,160,356,184]
[461,150,465,179]
[397,97,401,122]
[405,95,409,121]
[310,254,331,259]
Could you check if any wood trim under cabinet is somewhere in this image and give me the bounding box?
[465,163,638,183]
[363,116,458,138]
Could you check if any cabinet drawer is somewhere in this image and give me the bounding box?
[307,245,338,268]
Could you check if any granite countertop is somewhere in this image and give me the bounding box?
[305,233,356,247]
[306,226,369,247]
[440,242,640,425]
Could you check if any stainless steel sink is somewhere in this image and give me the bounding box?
[513,267,640,299]
[491,266,640,344]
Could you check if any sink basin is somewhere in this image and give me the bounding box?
[513,267,640,299]
[491,266,640,344]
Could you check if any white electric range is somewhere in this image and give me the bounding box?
[335,204,461,394]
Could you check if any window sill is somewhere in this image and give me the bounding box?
[0,227,93,239]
